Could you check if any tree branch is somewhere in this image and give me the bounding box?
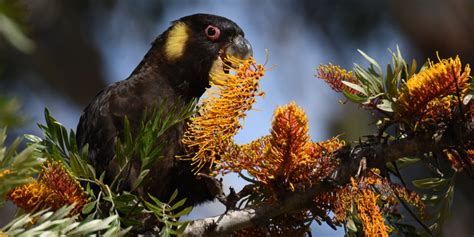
[180,182,333,236]
[180,126,472,236]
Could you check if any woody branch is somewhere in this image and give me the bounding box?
[180,123,472,236]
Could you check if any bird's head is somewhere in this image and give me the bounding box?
[156,14,253,96]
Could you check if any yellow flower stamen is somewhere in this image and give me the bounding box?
[219,103,343,193]
[7,161,89,215]
[398,55,470,118]
[182,57,266,173]
[317,63,359,94]
[356,189,389,237]
[0,169,12,178]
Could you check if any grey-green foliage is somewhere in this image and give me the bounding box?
[145,190,193,237]
[413,176,455,237]
[112,98,197,192]
[25,99,197,235]
[1,205,126,237]
[0,2,34,53]
[0,128,43,207]
[35,108,96,180]
[0,97,25,128]
[342,46,418,113]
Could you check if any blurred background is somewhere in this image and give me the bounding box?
[0,0,473,236]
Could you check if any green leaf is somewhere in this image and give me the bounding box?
[394,156,420,169]
[421,194,442,207]
[24,134,42,143]
[2,205,125,236]
[82,202,96,215]
[67,215,118,235]
[412,178,450,190]
[112,98,197,193]
[0,128,43,205]
[70,153,95,179]
[0,14,35,53]
[114,192,138,203]
[171,198,187,210]
[173,206,193,218]
[384,64,397,98]
[353,62,384,95]
[408,58,417,79]
[342,90,367,104]
[169,189,179,203]
[341,81,367,96]
[147,194,164,206]
[358,49,382,76]
[346,215,358,232]
[376,99,394,112]
[131,169,149,191]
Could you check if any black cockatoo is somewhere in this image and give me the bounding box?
[76,14,252,206]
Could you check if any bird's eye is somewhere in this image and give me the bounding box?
[205,25,220,41]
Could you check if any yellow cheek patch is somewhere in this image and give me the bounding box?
[164,22,189,61]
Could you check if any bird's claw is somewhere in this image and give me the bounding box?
[196,173,242,212]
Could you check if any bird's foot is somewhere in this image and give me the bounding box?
[197,173,256,212]
[196,173,226,203]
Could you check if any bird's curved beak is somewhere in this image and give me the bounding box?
[210,35,253,86]
[224,35,253,62]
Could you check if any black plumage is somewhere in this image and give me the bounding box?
[76,14,252,206]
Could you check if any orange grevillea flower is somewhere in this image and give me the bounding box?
[356,188,389,237]
[221,102,343,193]
[336,177,390,236]
[446,150,463,171]
[314,173,425,235]
[397,55,471,118]
[7,180,55,212]
[467,150,474,167]
[267,102,313,191]
[422,95,458,124]
[7,161,88,215]
[182,57,266,172]
[317,63,360,94]
[0,169,12,178]
[445,149,474,172]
